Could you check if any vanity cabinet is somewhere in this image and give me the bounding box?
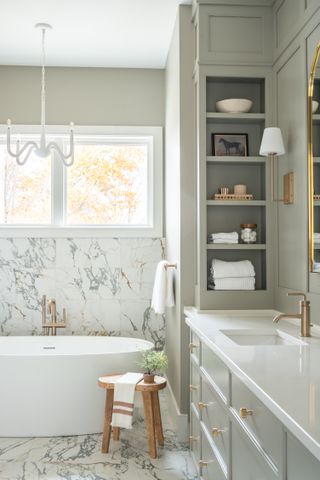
[188,323,320,479]
[287,434,320,480]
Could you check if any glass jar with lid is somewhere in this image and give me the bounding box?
[240,223,257,244]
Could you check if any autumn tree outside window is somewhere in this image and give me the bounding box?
[0,126,163,238]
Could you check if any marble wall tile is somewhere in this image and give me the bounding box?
[0,238,166,347]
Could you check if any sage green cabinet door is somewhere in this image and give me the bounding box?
[232,424,277,480]
[287,434,320,479]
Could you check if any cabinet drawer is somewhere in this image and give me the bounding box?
[231,375,282,469]
[189,330,201,363]
[190,407,201,468]
[200,429,226,480]
[202,343,229,401]
[201,379,229,467]
[190,360,201,413]
[232,423,278,480]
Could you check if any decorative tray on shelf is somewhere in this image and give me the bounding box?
[212,193,254,201]
[314,194,320,200]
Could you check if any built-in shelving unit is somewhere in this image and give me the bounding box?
[196,69,272,309]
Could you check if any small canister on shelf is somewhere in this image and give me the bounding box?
[240,223,257,244]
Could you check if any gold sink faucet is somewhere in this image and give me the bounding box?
[41,295,67,335]
[273,292,312,337]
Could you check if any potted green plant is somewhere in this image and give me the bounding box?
[140,350,168,383]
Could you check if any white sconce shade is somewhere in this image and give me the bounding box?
[259,127,285,156]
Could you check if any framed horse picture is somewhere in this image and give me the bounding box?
[212,133,248,156]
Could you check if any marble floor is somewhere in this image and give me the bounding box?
[0,394,197,480]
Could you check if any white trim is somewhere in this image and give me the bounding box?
[165,377,189,443]
[0,125,163,238]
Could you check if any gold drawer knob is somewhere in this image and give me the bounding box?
[199,460,214,468]
[189,435,200,443]
[189,342,198,351]
[212,427,224,437]
[189,384,199,391]
[239,407,253,418]
[198,401,209,409]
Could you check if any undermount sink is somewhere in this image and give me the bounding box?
[220,329,308,346]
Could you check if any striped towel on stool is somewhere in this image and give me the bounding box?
[111,372,143,429]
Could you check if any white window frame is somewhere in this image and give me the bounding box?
[0,125,163,238]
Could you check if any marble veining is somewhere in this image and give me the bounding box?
[0,238,165,348]
[0,393,196,480]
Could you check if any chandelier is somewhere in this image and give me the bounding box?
[6,23,75,166]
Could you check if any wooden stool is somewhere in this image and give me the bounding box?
[98,374,167,459]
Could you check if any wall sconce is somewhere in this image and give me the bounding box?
[259,127,293,204]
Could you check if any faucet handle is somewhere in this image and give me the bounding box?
[287,292,307,302]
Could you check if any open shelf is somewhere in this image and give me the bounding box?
[312,114,320,124]
[207,244,266,250]
[207,249,266,291]
[206,112,265,123]
[207,200,266,206]
[314,157,320,164]
[207,156,265,165]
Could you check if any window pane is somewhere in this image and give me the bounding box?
[66,143,149,225]
[0,145,51,224]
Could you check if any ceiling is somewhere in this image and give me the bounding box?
[0,0,191,69]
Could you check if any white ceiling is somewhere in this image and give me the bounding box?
[0,0,191,69]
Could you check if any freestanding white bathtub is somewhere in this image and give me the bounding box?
[0,336,153,437]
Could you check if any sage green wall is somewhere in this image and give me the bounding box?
[165,4,195,417]
[273,1,320,323]
[0,67,165,125]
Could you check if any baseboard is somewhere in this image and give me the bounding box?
[165,377,189,442]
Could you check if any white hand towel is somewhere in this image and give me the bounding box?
[111,372,143,429]
[151,260,175,314]
[210,232,239,240]
[214,277,255,290]
[212,239,239,244]
[211,258,255,279]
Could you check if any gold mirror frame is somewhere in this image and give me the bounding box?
[308,42,320,272]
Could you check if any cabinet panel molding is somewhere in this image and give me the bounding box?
[198,5,273,65]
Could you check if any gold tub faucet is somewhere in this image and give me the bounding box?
[272,292,312,337]
[41,295,67,335]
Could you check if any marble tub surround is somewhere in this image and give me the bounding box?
[185,308,320,462]
[0,393,197,480]
[0,238,165,348]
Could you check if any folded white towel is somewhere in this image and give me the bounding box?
[151,260,175,315]
[211,258,255,279]
[210,232,239,240]
[211,239,238,244]
[314,262,320,272]
[111,372,143,429]
[314,233,320,243]
[214,277,255,290]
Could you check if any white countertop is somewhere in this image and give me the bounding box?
[185,307,320,462]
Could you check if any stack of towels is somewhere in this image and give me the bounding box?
[209,258,255,290]
[314,233,320,244]
[209,232,239,244]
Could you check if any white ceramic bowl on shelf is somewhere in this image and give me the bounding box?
[216,98,253,113]
[312,100,319,113]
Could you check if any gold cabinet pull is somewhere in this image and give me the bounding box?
[198,401,209,409]
[239,407,253,418]
[212,427,224,437]
[189,435,200,443]
[189,342,198,351]
[199,460,214,468]
[189,384,199,391]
